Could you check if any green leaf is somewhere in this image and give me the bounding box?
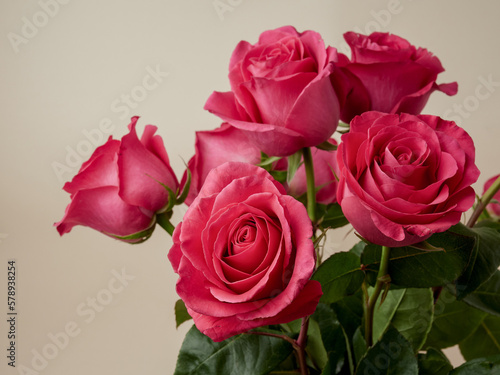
[459,315,500,360]
[269,169,287,183]
[155,178,178,213]
[279,318,328,371]
[453,222,500,299]
[317,203,350,230]
[356,327,418,375]
[312,251,364,304]
[423,289,487,349]
[286,150,302,184]
[107,220,155,243]
[176,166,192,205]
[331,292,364,374]
[332,292,364,340]
[258,153,283,168]
[449,354,500,375]
[175,299,192,328]
[417,348,453,375]
[372,288,434,352]
[463,270,500,316]
[174,325,293,375]
[361,227,475,288]
[349,241,366,258]
[372,288,406,344]
[316,140,338,151]
[305,318,328,371]
[312,303,346,372]
[352,327,367,366]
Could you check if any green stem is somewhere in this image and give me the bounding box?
[365,246,391,347]
[302,147,316,224]
[467,175,500,227]
[156,211,175,236]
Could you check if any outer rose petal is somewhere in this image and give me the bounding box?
[183,123,261,206]
[189,280,322,342]
[118,117,178,213]
[63,140,120,196]
[55,186,153,238]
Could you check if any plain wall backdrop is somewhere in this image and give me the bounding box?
[1,1,499,374]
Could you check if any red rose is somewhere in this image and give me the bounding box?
[335,32,458,123]
[168,162,322,342]
[337,112,479,247]
[55,117,179,242]
[204,26,340,157]
[287,139,339,205]
[483,174,500,216]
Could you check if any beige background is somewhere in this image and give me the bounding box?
[1,1,499,374]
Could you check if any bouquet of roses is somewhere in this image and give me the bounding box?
[55,26,500,375]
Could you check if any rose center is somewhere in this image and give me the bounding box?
[230,221,257,256]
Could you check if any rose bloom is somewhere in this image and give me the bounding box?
[334,32,458,123]
[169,162,322,342]
[483,174,500,216]
[336,112,479,247]
[56,117,179,243]
[204,26,340,157]
[287,139,339,205]
[183,123,262,206]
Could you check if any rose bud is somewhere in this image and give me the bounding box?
[55,116,179,243]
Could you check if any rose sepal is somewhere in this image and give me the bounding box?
[106,218,156,244]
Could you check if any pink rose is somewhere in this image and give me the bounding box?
[56,117,179,242]
[287,139,339,205]
[168,162,322,342]
[483,174,500,216]
[183,123,262,206]
[337,112,479,247]
[335,32,458,123]
[204,26,340,157]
